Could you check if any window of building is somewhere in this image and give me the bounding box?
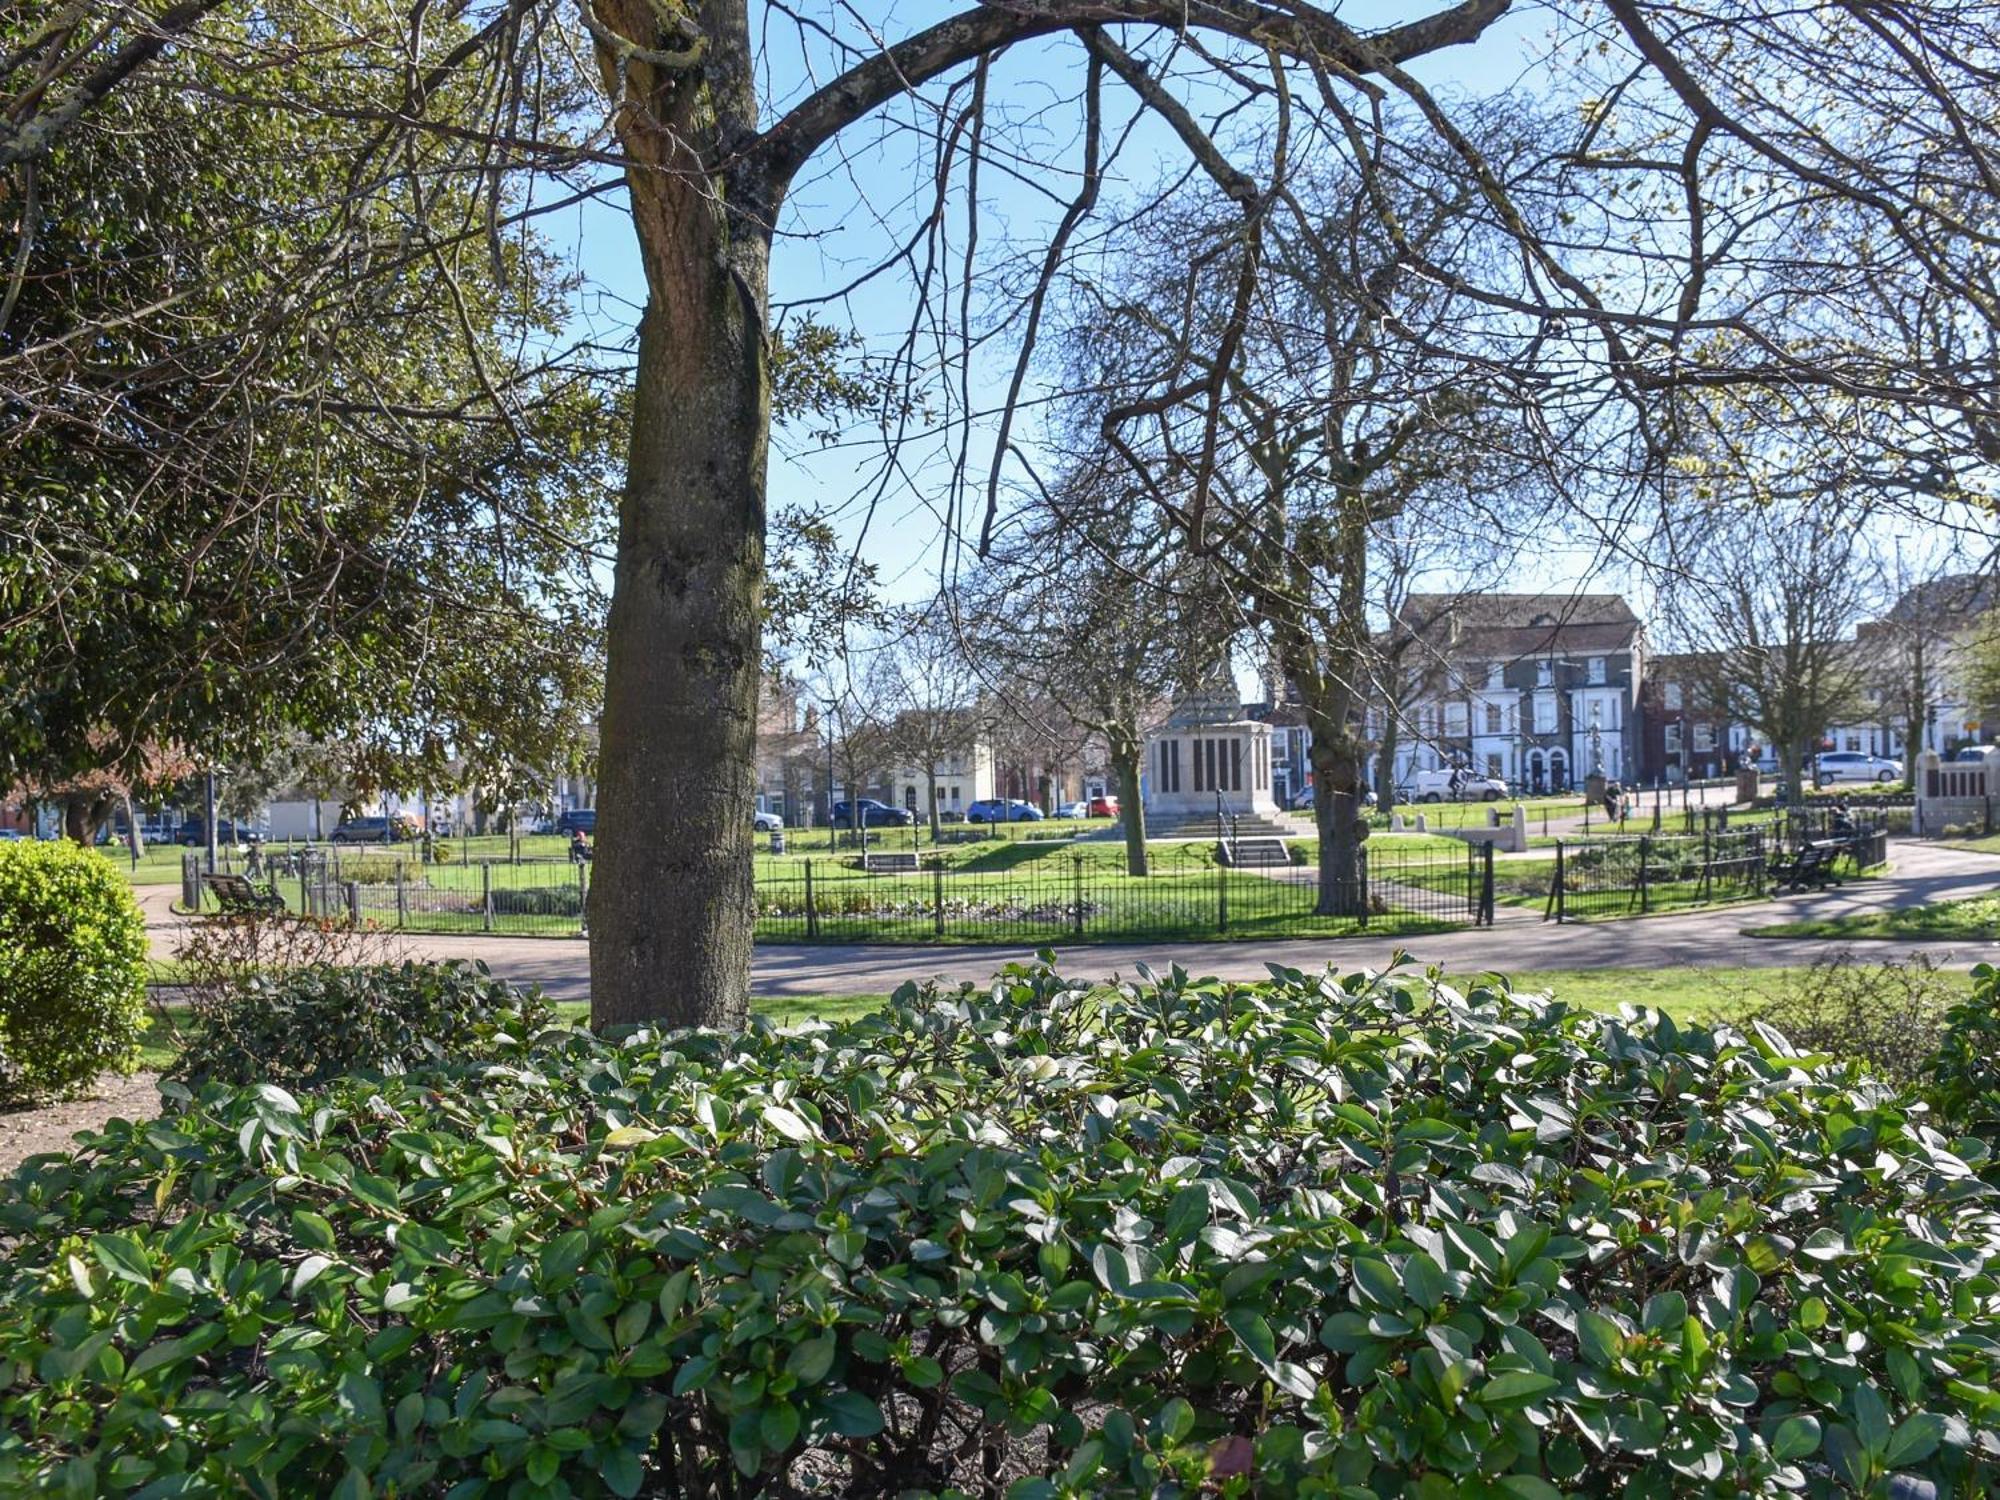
[1664,723,1682,753]
[1588,657,1607,684]
[1536,659,1553,687]
[1486,662,1504,689]
[1445,702,1468,737]
[1533,694,1556,734]
[1486,753,1504,778]
[1157,739,1180,793]
[1664,682,1682,710]
[1692,724,1714,752]
[1484,702,1503,735]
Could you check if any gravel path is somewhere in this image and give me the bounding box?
[0,1072,162,1175]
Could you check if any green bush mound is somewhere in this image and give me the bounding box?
[3,964,1998,1497]
[166,959,555,1093]
[0,838,148,1106]
[490,884,585,917]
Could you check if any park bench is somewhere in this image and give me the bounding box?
[1766,840,1845,894]
[861,850,922,873]
[204,871,288,916]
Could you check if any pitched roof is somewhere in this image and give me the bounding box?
[1397,592,1641,659]
[1884,572,1997,624]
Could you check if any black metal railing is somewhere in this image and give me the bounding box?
[206,843,1497,942]
[1544,811,1887,922]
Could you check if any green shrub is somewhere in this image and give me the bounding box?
[1741,952,1959,1087]
[164,959,556,1093]
[490,882,584,916]
[0,839,148,1105]
[1931,962,2000,1138]
[3,963,1998,1497]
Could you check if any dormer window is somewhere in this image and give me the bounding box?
[1588,657,1607,684]
[1536,659,1553,687]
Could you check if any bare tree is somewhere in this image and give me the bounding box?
[1063,133,1557,914]
[856,609,983,842]
[966,470,1231,874]
[1661,502,1882,805]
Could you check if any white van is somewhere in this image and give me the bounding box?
[1403,768,1508,802]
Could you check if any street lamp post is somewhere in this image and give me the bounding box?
[204,769,218,875]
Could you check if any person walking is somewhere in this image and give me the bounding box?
[568,827,593,864]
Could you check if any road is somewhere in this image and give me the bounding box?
[139,835,1999,1002]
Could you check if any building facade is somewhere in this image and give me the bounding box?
[1391,593,1645,792]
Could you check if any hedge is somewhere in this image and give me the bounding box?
[0,838,149,1105]
[0,962,1996,1497]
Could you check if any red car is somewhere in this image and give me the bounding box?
[1088,795,1120,818]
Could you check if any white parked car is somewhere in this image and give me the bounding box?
[752,809,783,832]
[1055,800,1089,819]
[1815,751,1902,785]
[1402,769,1508,803]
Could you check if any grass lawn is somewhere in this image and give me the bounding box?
[1938,832,2000,856]
[1747,894,2000,942]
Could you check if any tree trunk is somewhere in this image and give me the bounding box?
[588,259,771,1030]
[927,773,941,843]
[1374,714,1400,813]
[1109,732,1148,877]
[1776,741,1804,807]
[1310,732,1367,917]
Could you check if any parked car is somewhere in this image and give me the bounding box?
[330,816,399,844]
[1952,745,1993,762]
[0,829,24,841]
[965,798,1044,823]
[176,818,260,846]
[1055,800,1089,819]
[1087,794,1120,818]
[1402,769,1508,803]
[752,809,783,833]
[1816,750,1902,785]
[830,798,916,828]
[556,808,598,836]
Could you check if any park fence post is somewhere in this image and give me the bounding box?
[578,861,589,936]
[344,880,360,926]
[396,858,407,928]
[804,860,819,941]
[1480,842,1495,926]
[1216,855,1227,934]
[481,860,493,932]
[1638,835,1651,914]
[935,863,946,938]
[1547,841,1566,923]
[1073,854,1085,938]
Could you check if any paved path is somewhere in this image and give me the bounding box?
[140,837,1999,1002]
